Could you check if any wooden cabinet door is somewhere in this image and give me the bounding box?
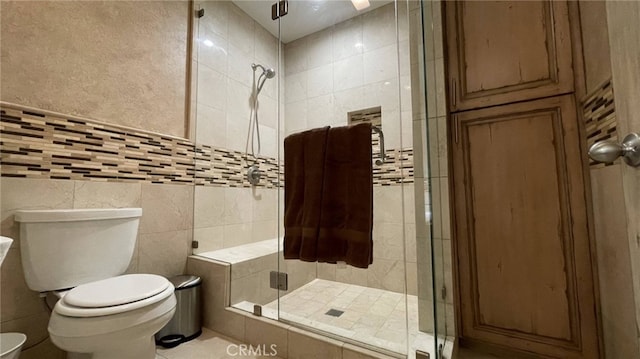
[451,95,600,358]
[445,0,574,112]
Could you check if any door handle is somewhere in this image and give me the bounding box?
[588,133,640,167]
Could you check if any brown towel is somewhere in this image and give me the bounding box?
[283,126,330,261]
[283,123,373,268]
[317,123,373,268]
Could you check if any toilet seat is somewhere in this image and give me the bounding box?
[54,274,174,318]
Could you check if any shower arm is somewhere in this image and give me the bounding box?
[372,126,386,166]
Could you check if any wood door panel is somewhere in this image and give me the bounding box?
[445,0,574,111]
[468,114,572,341]
[452,95,599,358]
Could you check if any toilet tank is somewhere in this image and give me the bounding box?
[15,208,142,292]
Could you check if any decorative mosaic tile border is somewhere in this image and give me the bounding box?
[374,147,414,185]
[583,79,616,168]
[194,145,280,188]
[0,104,413,186]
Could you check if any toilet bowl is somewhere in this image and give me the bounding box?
[48,274,176,359]
[0,333,27,359]
[14,208,177,359]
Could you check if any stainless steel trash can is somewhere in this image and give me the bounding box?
[155,275,202,348]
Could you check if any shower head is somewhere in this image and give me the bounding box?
[264,68,276,79]
[252,63,276,79]
[252,63,276,95]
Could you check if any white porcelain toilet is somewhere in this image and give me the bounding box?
[15,208,176,359]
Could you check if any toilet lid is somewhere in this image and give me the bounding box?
[63,274,170,308]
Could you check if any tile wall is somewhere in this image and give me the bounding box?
[193,0,280,158]
[283,3,412,150]
[282,2,419,297]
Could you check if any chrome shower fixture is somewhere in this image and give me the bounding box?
[251,63,276,95]
[245,63,276,186]
[252,63,276,78]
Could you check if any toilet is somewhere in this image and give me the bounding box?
[15,208,176,359]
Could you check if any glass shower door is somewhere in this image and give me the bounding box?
[274,0,423,357]
[190,0,282,319]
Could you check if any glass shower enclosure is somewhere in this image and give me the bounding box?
[189,0,447,357]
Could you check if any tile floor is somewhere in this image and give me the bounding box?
[259,279,437,357]
[157,328,284,359]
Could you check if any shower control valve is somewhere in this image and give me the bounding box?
[247,165,262,186]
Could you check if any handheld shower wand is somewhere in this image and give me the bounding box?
[246,63,276,185]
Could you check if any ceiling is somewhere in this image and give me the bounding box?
[232,0,393,44]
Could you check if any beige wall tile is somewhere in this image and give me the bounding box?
[288,326,343,359]
[197,64,228,112]
[405,222,417,263]
[0,247,49,325]
[445,303,455,336]
[367,258,405,293]
[223,187,253,225]
[244,316,290,358]
[223,223,253,248]
[1,310,50,350]
[211,308,247,344]
[363,45,398,85]
[195,104,227,148]
[138,230,191,277]
[286,260,318,290]
[230,273,261,305]
[418,298,434,333]
[362,5,397,52]
[140,184,194,234]
[335,265,365,288]
[406,261,418,296]
[317,263,337,281]
[186,257,248,340]
[373,186,404,224]
[72,181,141,209]
[0,1,188,137]
[403,183,416,224]
[373,223,404,261]
[251,187,277,222]
[194,186,225,228]
[251,220,278,243]
[1,178,74,241]
[19,337,65,359]
[194,226,224,253]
